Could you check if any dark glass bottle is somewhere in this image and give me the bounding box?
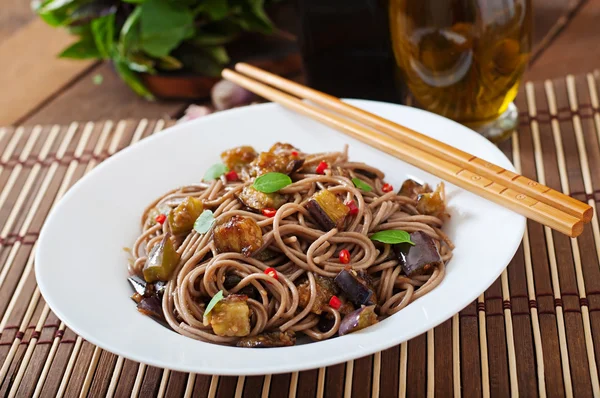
[295,0,405,103]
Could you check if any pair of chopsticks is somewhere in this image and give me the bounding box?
[222,63,593,238]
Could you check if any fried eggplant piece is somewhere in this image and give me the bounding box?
[338,305,378,336]
[206,295,251,337]
[306,189,349,231]
[236,330,296,348]
[221,146,258,172]
[237,186,287,211]
[247,151,304,178]
[334,269,377,306]
[168,196,203,235]
[143,233,180,283]
[416,182,446,218]
[393,231,443,276]
[297,275,339,314]
[398,179,431,200]
[213,215,263,256]
[269,142,299,155]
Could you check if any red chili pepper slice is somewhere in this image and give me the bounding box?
[382,183,393,193]
[315,161,328,174]
[339,249,351,264]
[225,170,239,181]
[262,208,277,218]
[329,295,341,310]
[155,214,166,225]
[265,267,278,280]
[345,200,359,215]
[291,151,299,156]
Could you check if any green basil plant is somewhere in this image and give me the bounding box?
[33,0,279,99]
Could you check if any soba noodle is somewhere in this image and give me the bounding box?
[128,145,453,346]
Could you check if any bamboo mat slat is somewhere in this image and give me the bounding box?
[1,73,600,397]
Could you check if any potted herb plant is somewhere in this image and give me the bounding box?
[33,0,280,99]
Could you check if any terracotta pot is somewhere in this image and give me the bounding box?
[140,73,219,100]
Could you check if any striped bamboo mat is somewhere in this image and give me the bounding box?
[1,72,600,398]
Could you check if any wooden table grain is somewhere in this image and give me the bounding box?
[1,0,599,127]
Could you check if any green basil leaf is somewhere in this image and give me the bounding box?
[204,290,224,319]
[193,210,215,234]
[120,6,142,54]
[113,59,155,100]
[253,172,292,193]
[157,55,183,70]
[369,230,414,245]
[191,31,239,46]
[203,163,229,181]
[59,37,101,59]
[139,0,195,57]
[90,13,115,59]
[351,177,372,192]
[195,0,229,20]
[201,45,230,65]
[247,0,272,29]
[36,0,80,26]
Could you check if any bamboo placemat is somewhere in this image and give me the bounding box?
[1,72,600,398]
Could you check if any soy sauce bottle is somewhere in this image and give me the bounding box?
[295,0,404,103]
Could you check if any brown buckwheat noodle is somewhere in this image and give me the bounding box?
[129,147,453,345]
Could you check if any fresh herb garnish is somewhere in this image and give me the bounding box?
[193,210,215,234]
[351,177,372,192]
[204,290,224,319]
[370,230,414,245]
[203,163,229,181]
[253,172,292,193]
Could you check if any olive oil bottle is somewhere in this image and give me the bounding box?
[389,0,532,140]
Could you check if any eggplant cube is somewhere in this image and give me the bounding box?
[306,189,349,231]
[221,146,258,172]
[393,231,442,277]
[213,215,263,257]
[334,269,377,306]
[207,295,251,337]
[339,305,378,336]
[297,275,339,314]
[236,330,296,348]
[237,186,287,212]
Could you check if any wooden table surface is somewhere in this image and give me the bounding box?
[1,0,599,127]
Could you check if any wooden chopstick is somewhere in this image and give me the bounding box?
[233,62,593,224]
[222,68,585,238]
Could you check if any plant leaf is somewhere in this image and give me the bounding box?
[203,163,229,181]
[191,31,239,46]
[36,0,82,26]
[351,177,372,192]
[157,55,183,70]
[201,45,229,64]
[120,5,142,54]
[247,0,272,29]
[253,172,292,193]
[195,0,229,20]
[59,37,100,59]
[369,230,414,245]
[113,58,155,100]
[90,12,115,59]
[139,0,195,57]
[173,49,223,76]
[193,210,215,234]
[203,290,224,320]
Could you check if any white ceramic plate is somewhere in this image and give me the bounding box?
[36,100,525,375]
